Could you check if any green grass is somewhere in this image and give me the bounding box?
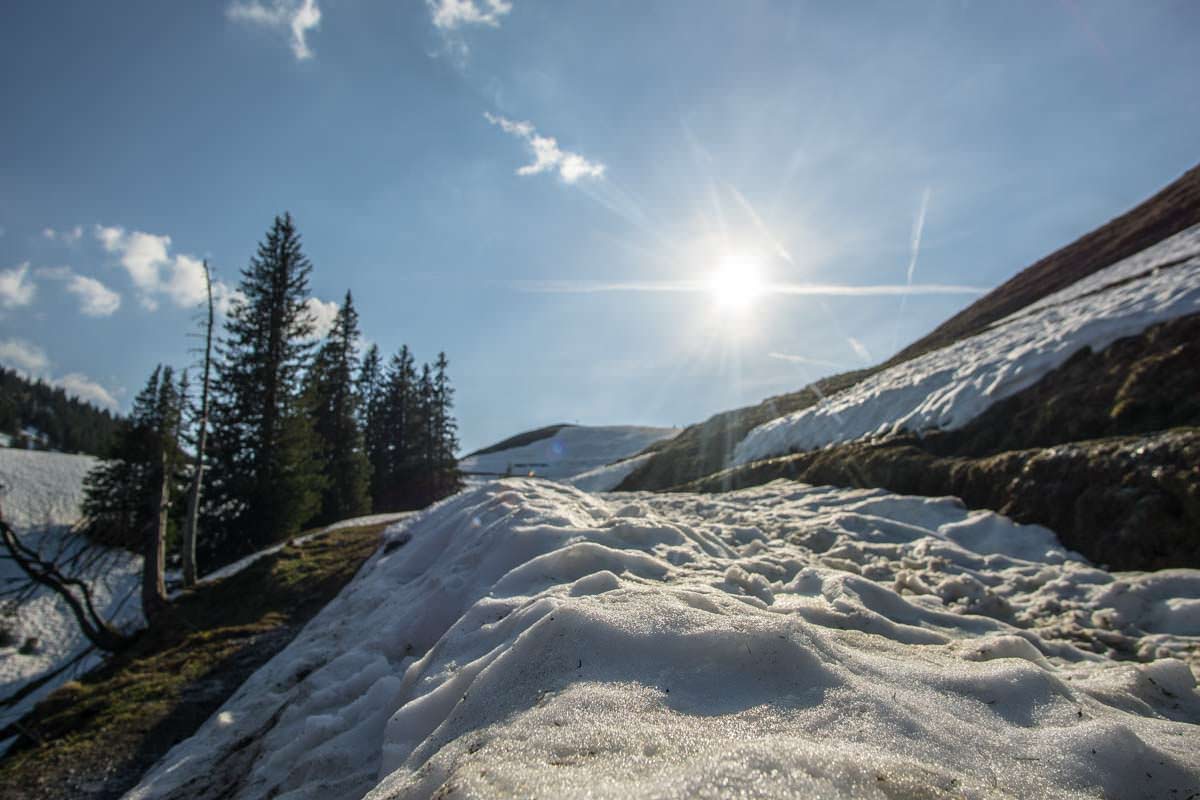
[0,521,388,800]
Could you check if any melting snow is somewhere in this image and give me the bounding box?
[733,226,1200,464]
[127,479,1200,800]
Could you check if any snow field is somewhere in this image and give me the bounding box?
[128,479,1200,800]
[460,425,678,481]
[733,226,1200,464]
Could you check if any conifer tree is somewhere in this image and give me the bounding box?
[375,345,418,511]
[307,290,371,524]
[205,213,324,560]
[80,365,185,620]
[432,352,463,499]
[357,343,387,511]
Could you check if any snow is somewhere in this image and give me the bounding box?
[0,448,142,734]
[127,479,1200,800]
[0,448,97,530]
[459,425,678,482]
[733,226,1200,464]
[566,452,656,492]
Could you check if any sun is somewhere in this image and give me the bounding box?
[707,252,767,312]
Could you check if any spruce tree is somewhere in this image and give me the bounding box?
[357,343,387,511]
[432,352,463,499]
[307,290,371,524]
[205,213,324,560]
[376,345,418,511]
[80,365,185,620]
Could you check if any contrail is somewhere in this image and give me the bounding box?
[509,279,986,296]
[891,187,932,353]
[768,352,850,370]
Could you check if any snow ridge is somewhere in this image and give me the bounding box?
[128,480,1200,800]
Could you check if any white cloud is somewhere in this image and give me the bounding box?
[94,224,238,315]
[0,263,36,309]
[0,338,120,409]
[304,296,339,339]
[0,338,49,373]
[484,113,605,184]
[228,0,322,60]
[43,225,83,244]
[55,373,119,410]
[428,0,512,30]
[67,275,122,317]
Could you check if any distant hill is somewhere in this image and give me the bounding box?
[0,367,122,457]
[460,424,680,481]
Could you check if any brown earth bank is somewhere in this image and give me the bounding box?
[684,428,1200,572]
[0,522,388,800]
[676,313,1200,571]
[618,162,1200,493]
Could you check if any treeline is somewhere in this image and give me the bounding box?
[0,368,122,456]
[81,213,461,587]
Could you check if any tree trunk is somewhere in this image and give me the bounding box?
[182,259,213,586]
[142,450,169,622]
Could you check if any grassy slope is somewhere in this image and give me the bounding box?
[0,522,389,800]
[618,161,1200,491]
[464,424,575,458]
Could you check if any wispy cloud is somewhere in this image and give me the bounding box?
[67,275,122,317]
[847,336,873,364]
[484,113,606,184]
[511,279,987,296]
[42,225,84,244]
[0,338,49,373]
[56,373,120,410]
[0,263,36,309]
[94,225,241,314]
[768,351,850,370]
[227,0,321,60]
[429,0,512,30]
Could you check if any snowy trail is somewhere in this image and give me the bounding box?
[734,225,1200,464]
[128,480,1200,800]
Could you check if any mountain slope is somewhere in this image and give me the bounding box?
[619,162,1200,492]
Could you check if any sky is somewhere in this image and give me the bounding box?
[1,1,1198,453]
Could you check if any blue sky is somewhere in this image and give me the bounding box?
[1,1,1197,452]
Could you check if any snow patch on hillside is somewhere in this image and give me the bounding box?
[566,452,656,492]
[0,448,142,735]
[128,480,1200,800]
[734,227,1200,464]
[460,425,678,481]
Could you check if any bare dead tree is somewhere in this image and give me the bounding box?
[0,487,132,653]
[182,259,214,586]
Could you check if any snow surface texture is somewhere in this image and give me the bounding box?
[459,426,678,482]
[0,449,142,735]
[734,226,1200,465]
[0,448,97,530]
[128,480,1200,800]
[565,452,657,492]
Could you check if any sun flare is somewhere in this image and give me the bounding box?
[707,252,767,312]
